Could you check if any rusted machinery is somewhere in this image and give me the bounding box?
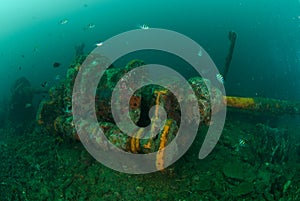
[36,55,300,170]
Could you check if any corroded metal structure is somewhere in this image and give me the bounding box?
[37,56,299,170]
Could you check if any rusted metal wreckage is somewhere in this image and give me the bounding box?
[37,55,300,170]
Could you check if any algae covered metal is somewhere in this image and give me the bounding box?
[37,55,300,171]
[36,55,225,169]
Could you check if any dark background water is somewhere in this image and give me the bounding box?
[1,0,300,107]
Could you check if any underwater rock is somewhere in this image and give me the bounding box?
[232,182,254,197]
[223,161,255,181]
[196,178,212,191]
[254,123,290,164]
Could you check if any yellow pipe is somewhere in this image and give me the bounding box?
[224,96,300,115]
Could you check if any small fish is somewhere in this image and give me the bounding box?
[138,24,149,30]
[53,62,61,68]
[216,73,224,84]
[41,81,48,88]
[197,49,203,57]
[33,46,39,52]
[239,139,246,146]
[95,42,103,47]
[18,66,22,70]
[87,23,95,29]
[55,75,61,80]
[25,103,32,109]
[60,19,68,25]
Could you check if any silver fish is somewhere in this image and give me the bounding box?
[60,19,68,25]
[216,73,224,84]
[87,23,95,29]
[95,42,103,47]
[138,24,149,30]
